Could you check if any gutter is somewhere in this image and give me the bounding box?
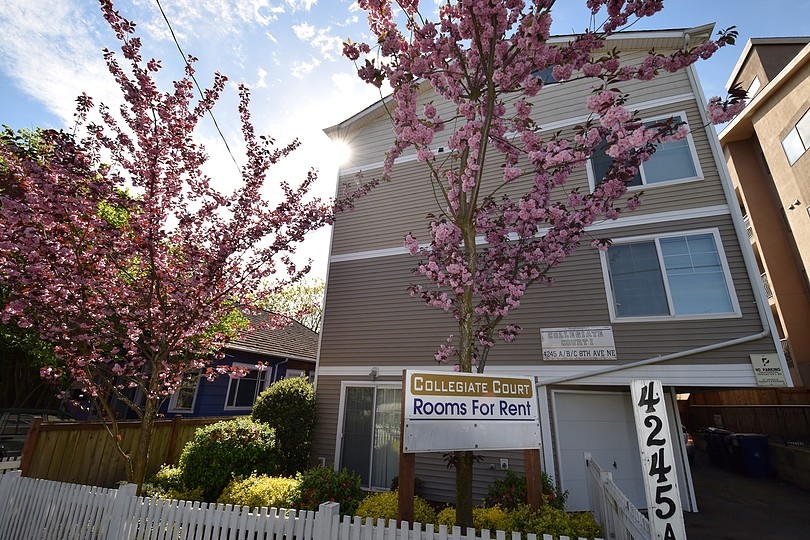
[536,330,769,387]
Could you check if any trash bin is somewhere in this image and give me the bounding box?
[730,433,770,478]
[703,427,732,468]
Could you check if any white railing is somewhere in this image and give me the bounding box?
[743,214,753,239]
[584,453,650,540]
[0,471,604,540]
[0,456,22,475]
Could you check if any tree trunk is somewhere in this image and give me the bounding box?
[455,451,474,529]
[132,393,159,494]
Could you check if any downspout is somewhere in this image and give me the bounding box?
[537,56,786,389]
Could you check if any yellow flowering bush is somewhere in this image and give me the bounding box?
[355,491,437,526]
[218,475,299,509]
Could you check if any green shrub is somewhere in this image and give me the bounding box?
[218,475,299,509]
[390,475,425,497]
[355,491,436,525]
[145,465,185,495]
[437,505,602,539]
[505,505,603,540]
[143,464,206,502]
[252,377,317,475]
[436,506,510,532]
[179,417,280,501]
[291,467,365,517]
[484,470,568,511]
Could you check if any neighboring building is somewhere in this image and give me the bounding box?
[315,25,790,512]
[161,312,317,418]
[719,38,810,387]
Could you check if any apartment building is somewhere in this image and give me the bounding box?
[719,38,810,387]
[315,26,790,512]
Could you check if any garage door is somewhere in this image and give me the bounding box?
[554,391,645,511]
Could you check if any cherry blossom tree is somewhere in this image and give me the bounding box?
[259,278,325,331]
[0,0,331,490]
[345,0,742,526]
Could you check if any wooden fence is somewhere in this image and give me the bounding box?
[0,471,604,540]
[21,416,233,487]
[583,454,649,540]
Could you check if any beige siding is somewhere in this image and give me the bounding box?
[322,214,772,372]
[331,97,728,257]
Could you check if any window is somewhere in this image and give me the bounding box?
[782,109,810,165]
[168,373,200,413]
[530,66,558,85]
[604,230,739,320]
[746,76,761,101]
[224,363,268,410]
[589,113,701,188]
[339,385,401,491]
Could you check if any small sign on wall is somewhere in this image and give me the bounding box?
[630,380,685,540]
[540,326,617,360]
[750,354,787,387]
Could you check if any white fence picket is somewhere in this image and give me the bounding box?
[0,456,22,475]
[0,474,607,540]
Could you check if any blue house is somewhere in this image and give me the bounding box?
[161,312,318,418]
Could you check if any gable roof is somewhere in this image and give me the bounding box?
[228,311,318,362]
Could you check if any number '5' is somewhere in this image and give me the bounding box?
[655,484,676,519]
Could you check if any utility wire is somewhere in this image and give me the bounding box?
[153,0,242,174]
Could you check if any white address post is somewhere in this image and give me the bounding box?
[630,379,686,540]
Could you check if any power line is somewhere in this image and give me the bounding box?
[153,0,242,174]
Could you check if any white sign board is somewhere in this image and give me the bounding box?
[541,327,617,360]
[750,354,787,387]
[402,370,541,453]
[630,380,686,540]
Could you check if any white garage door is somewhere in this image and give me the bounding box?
[554,391,646,511]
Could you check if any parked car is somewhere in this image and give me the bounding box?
[682,425,695,463]
[0,409,75,458]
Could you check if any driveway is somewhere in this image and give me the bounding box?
[683,449,810,539]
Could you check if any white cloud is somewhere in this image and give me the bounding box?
[255,67,269,88]
[285,0,317,11]
[290,57,321,78]
[292,22,316,40]
[292,23,344,61]
[0,1,119,126]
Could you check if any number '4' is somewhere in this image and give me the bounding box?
[637,381,660,413]
[649,447,671,483]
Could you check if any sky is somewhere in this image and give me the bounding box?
[1,0,809,281]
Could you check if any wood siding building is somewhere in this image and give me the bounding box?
[315,26,789,512]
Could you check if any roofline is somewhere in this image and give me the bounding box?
[323,24,715,137]
[725,37,810,91]
[224,343,316,363]
[720,41,810,143]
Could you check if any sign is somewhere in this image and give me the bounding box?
[750,354,787,387]
[630,380,686,540]
[540,326,617,361]
[402,370,540,453]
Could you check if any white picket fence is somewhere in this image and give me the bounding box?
[0,456,22,475]
[0,470,604,540]
[583,453,650,540]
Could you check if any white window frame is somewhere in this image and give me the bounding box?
[334,381,402,492]
[223,362,269,411]
[586,111,704,191]
[781,108,810,165]
[167,372,201,413]
[600,228,742,322]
